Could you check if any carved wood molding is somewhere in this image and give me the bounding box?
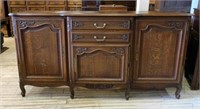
[72,34,81,40]
[18,20,35,28]
[85,84,114,89]
[121,34,129,41]
[119,21,130,29]
[76,48,88,54]
[112,48,125,54]
[72,21,84,28]
[167,21,184,29]
[142,23,184,33]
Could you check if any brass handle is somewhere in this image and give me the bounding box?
[93,23,107,29]
[94,36,106,42]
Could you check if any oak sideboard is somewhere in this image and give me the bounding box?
[9,11,191,100]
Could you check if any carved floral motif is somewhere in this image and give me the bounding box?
[19,20,35,28]
[72,34,81,40]
[121,34,128,41]
[119,21,130,29]
[72,21,84,28]
[76,48,88,54]
[112,48,125,54]
[85,84,113,89]
[167,21,184,29]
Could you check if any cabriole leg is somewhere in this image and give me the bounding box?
[70,86,74,99]
[19,82,26,97]
[175,86,181,99]
[125,83,130,100]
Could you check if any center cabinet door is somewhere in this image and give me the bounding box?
[72,45,129,84]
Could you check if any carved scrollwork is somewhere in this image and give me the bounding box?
[18,20,35,28]
[85,84,113,89]
[167,21,184,29]
[76,48,88,54]
[72,34,81,41]
[112,48,125,54]
[72,21,84,28]
[119,21,130,29]
[121,34,128,41]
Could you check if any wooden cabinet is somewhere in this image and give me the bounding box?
[12,17,68,96]
[68,17,132,99]
[10,12,190,99]
[132,17,189,99]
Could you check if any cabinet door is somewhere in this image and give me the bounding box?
[133,17,188,85]
[72,45,129,84]
[15,18,67,83]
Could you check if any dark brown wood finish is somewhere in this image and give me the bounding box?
[68,16,133,100]
[132,17,189,99]
[9,11,191,99]
[12,17,68,97]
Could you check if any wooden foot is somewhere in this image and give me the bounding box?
[19,83,26,97]
[175,86,181,99]
[125,92,129,100]
[125,83,130,100]
[70,87,74,99]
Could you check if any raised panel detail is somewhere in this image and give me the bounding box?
[139,26,181,79]
[134,19,186,84]
[22,25,59,76]
[73,46,128,83]
[18,20,66,81]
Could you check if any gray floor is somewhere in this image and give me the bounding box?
[0,37,200,109]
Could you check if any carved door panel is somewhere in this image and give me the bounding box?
[133,18,187,84]
[16,18,67,82]
[72,45,129,84]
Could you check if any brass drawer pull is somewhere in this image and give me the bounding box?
[93,23,107,29]
[94,36,106,42]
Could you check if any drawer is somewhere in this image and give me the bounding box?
[70,17,131,30]
[68,4,82,8]
[68,0,82,5]
[47,7,66,11]
[27,7,46,11]
[27,1,46,5]
[71,32,130,43]
[68,7,82,11]
[9,1,26,5]
[48,1,65,5]
[10,7,26,12]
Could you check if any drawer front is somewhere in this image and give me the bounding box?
[48,1,65,5]
[47,7,66,11]
[68,0,82,5]
[28,7,46,11]
[70,17,131,30]
[68,7,82,11]
[9,1,26,5]
[27,1,46,5]
[71,32,130,43]
[10,7,27,12]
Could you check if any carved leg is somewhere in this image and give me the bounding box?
[125,83,130,100]
[19,83,26,97]
[175,86,181,99]
[70,86,74,99]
